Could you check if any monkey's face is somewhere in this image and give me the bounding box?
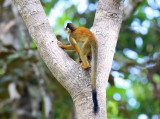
[64,27,71,34]
[64,23,76,34]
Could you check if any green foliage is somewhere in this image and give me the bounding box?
[153,74,160,83]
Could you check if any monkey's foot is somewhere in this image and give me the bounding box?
[81,63,90,69]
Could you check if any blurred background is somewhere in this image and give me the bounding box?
[0,0,160,119]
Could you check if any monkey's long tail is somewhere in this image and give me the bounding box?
[91,43,99,114]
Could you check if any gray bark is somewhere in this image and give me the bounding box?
[12,0,124,118]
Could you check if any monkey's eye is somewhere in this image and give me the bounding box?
[66,28,70,31]
[64,27,68,31]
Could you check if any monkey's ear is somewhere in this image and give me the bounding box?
[66,23,72,28]
[68,23,77,31]
[64,21,72,28]
[66,23,69,28]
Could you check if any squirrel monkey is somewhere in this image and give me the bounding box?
[57,23,98,114]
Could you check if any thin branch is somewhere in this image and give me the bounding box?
[123,0,145,21]
[0,99,12,108]
[33,63,53,119]
[2,20,16,33]
[8,83,20,100]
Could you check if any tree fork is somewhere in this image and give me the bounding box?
[12,0,124,118]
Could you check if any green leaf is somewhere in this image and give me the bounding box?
[30,41,37,49]
[153,74,160,83]
[0,69,5,75]
[107,101,119,116]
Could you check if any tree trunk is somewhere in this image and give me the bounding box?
[12,0,124,118]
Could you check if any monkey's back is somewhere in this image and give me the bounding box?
[71,27,96,43]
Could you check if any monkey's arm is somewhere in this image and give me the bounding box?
[57,40,81,61]
[57,41,74,50]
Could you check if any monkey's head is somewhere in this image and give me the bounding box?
[64,23,76,34]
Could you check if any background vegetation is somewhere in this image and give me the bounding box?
[0,0,160,119]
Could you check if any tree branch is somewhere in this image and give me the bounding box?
[91,0,124,117]
[123,0,145,21]
[11,0,85,95]
[0,99,12,109]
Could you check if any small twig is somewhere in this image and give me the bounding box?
[123,0,144,21]
[32,63,53,119]
[2,20,16,33]
[0,99,12,108]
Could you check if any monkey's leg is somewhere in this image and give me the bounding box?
[87,52,92,60]
[80,41,91,69]
[61,45,74,50]
[74,43,81,61]
[57,41,74,50]
[78,51,91,63]
[69,37,81,60]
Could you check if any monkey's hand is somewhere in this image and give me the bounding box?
[57,41,75,51]
[57,41,63,48]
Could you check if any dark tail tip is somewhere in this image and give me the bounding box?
[92,90,99,114]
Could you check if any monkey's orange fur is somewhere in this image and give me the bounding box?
[58,27,97,68]
[57,23,99,114]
